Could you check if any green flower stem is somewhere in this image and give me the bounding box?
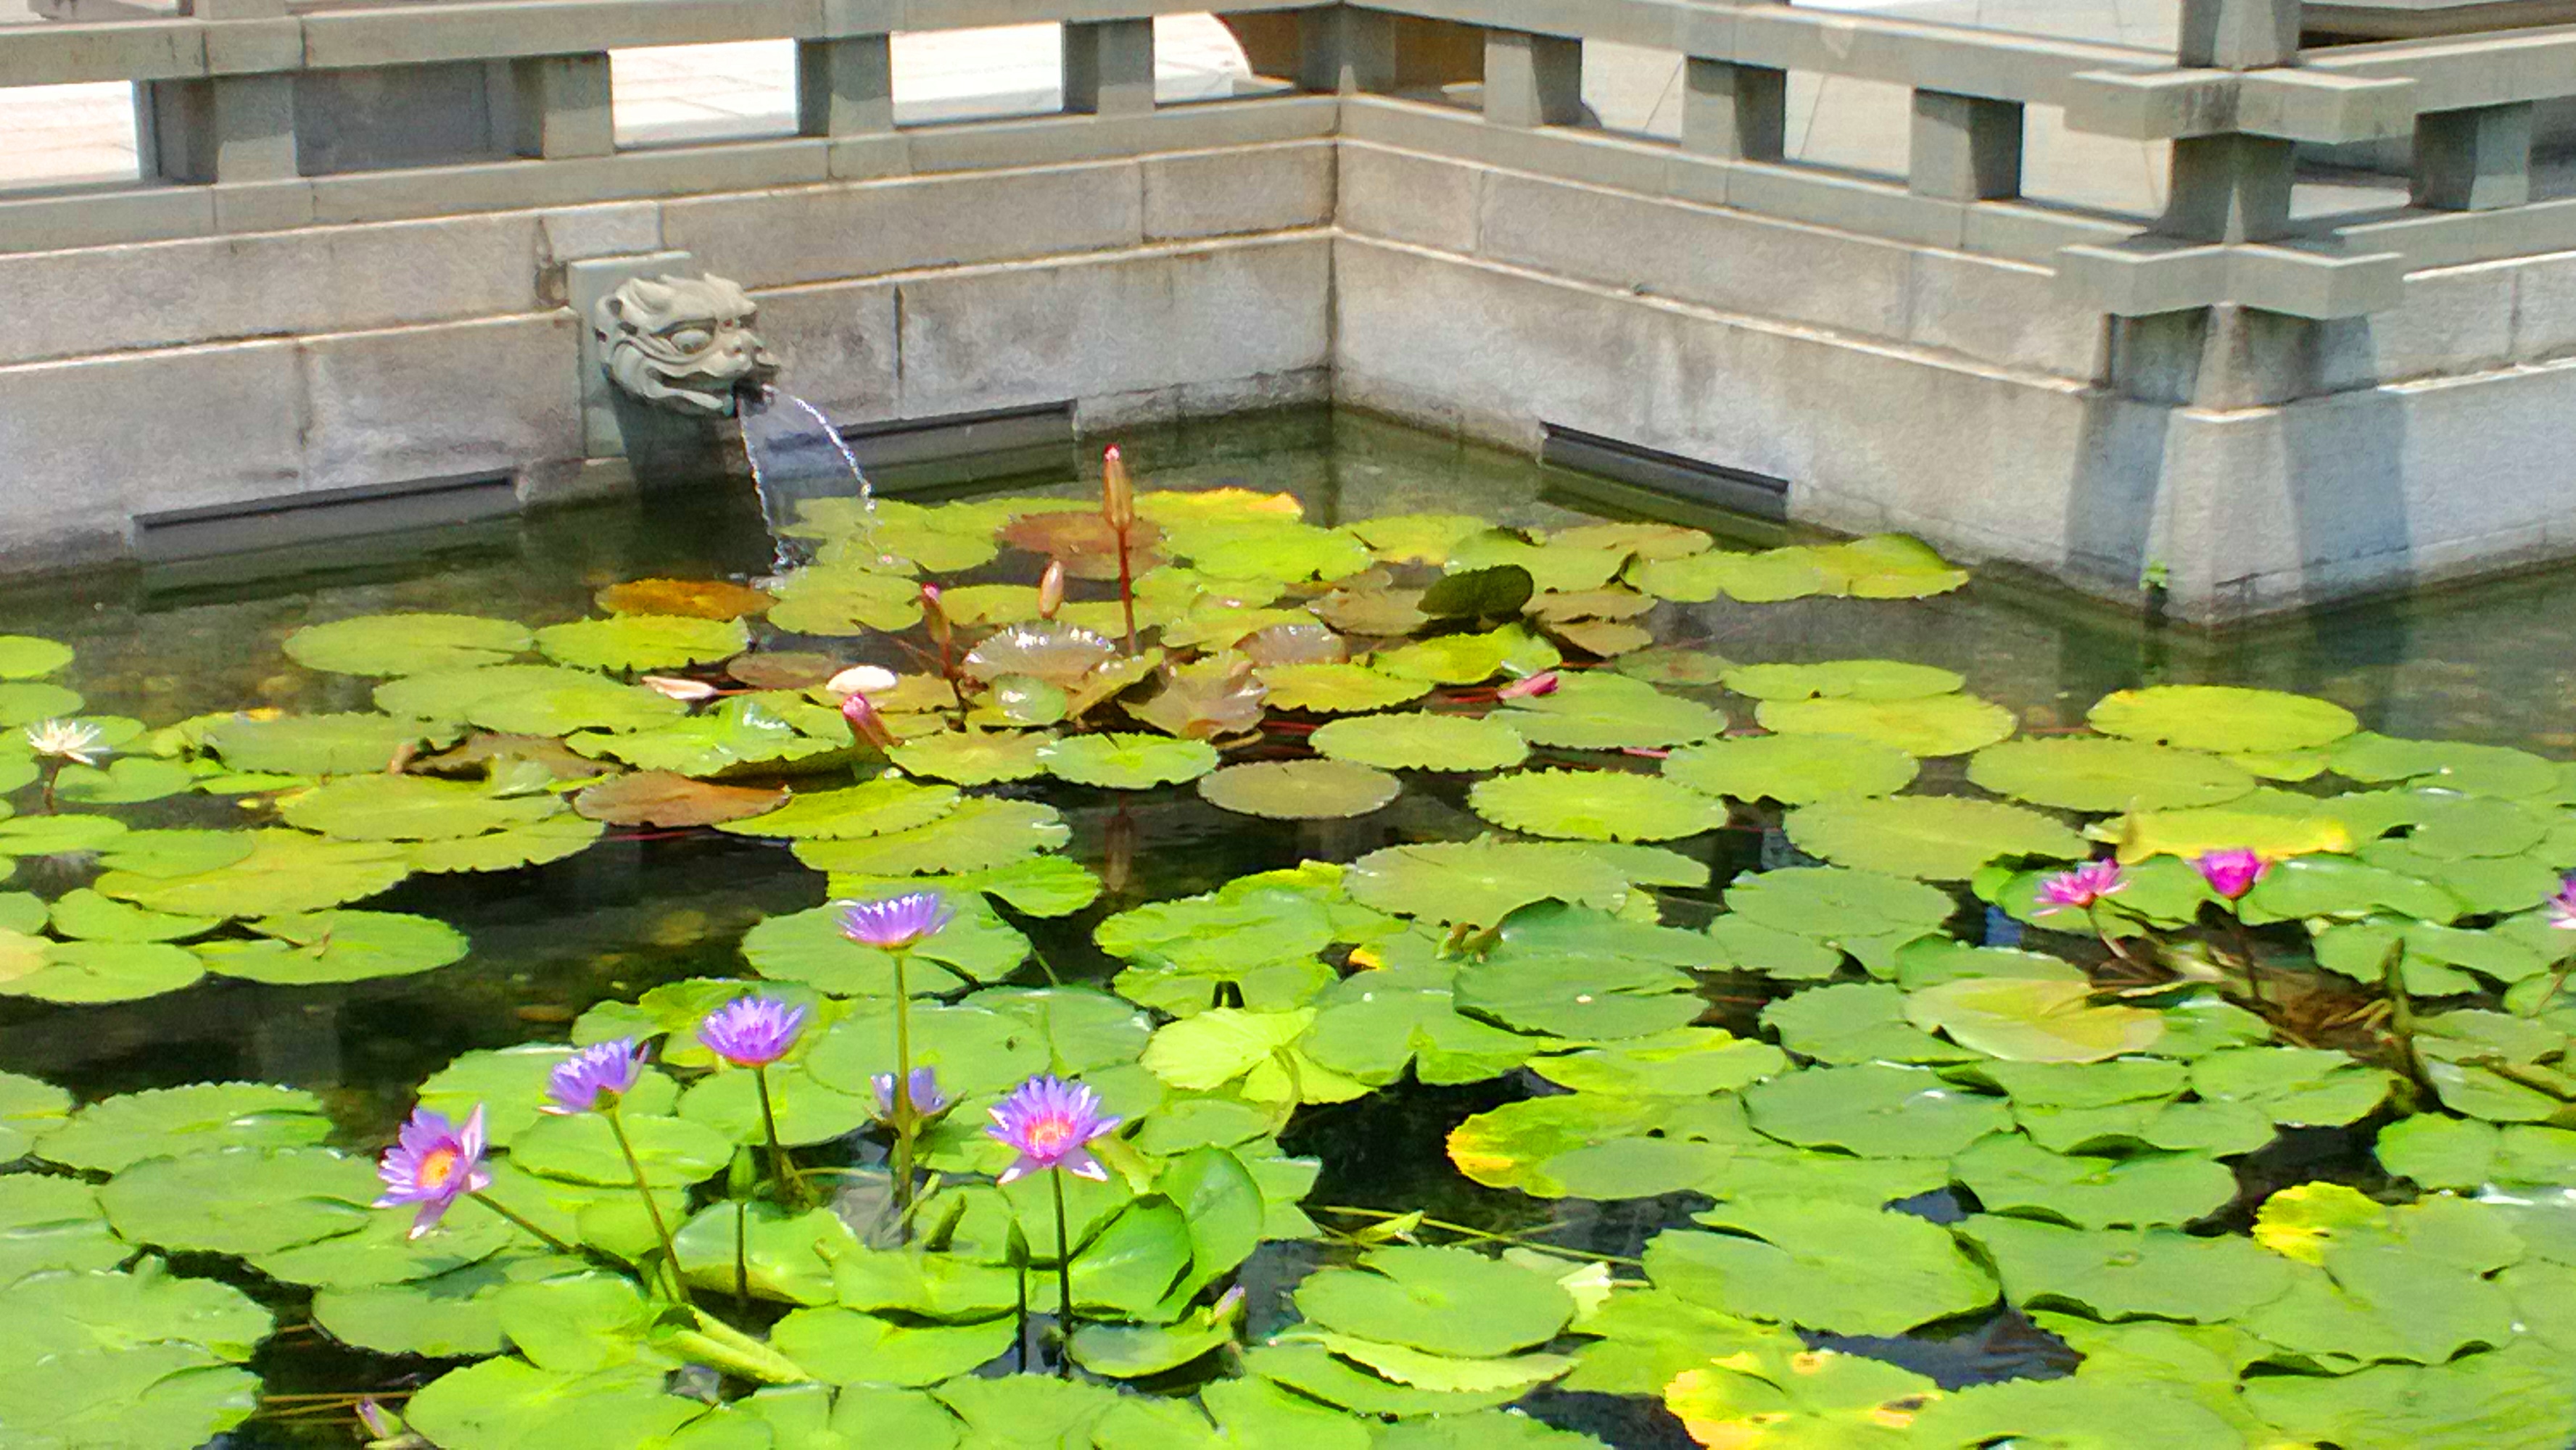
[2527,956,2576,1018]
[891,948,919,1232]
[1311,1204,1644,1266]
[466,1191,582,1258]
[606,1101,691,1308]
[752,1066,800,1207]
[668,1310,810,1384]
[1051,1168,1077,1379]
[734,1199,751,1313]
[1114,527,1139,655]
[2224,914,2268,1006]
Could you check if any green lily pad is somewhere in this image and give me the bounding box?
[0,684,86,726]
[405,813,605,873]
[2088,685,2359,754]
[1373,626,1560,687]
[404,1359,708,1450]
[565,697,846,776]
[284,614,534,676]
[312,1249,577,1359]
[376,664,690,737]
[772,1306,1013,1386]
[0,937,207,1003]
[0,1177,125,1283]
[1039,733,1221,789]
[1498,672,1727,750]
[740,899,1021,995]
[36,1082,331,1173]
[97,830,408,917]
[1296,1245,1574,1357]
[2242,1339,2576,1450]
[711,778,960,840]
[1301,963,1542,1088]
[1652,1199,1997,1335]
[1788,796,2084,880]
[1662,734,1919,804]
[52,757,195,805]
[1468,769,1727,842]
[764,566,923,635]
[192,910,469,985]
[46,890,217,944]
[1530,1027,1788,1098]
[1956,1212,2293,1322]
[1904,978,2164,1063]
[0,636,73,680]
[793,798,1070,876]
[1746,1063,2008,1156]
[1310,713,1529,771]
[92,831,256,879]
[888,730,1052,785]
[1199,760,1401,820]
[1968,738,2257,813]
[416,1044,680,1150]
[2329,732,2561,798]
[1950,1134,2236,1228]
[1756,693,2016,756]
[1256,663,1432,714]
[508,1111,733,1189]
[102,1146,378,1256]
[1658,1340,1940,1450]
[1720,660,1964,701]
[1343,839,1638,927]
[533,614,750,672]
[278,773,561,841]
[0,813,128,860]
[200,712,452,776]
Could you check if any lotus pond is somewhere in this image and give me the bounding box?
[9,410,2576,1450]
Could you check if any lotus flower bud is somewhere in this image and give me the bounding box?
[1101,445,1136,531]
[1038,560,1066,621]
[841,690,897,750]
[919,582,952,650]
[639,674,719,703]
[1498,671,1561,700]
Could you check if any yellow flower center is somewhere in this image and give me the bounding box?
[1025,1115,1076,1154]
[418,1146,462,1190]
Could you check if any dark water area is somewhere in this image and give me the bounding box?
[8,407,2575,1446]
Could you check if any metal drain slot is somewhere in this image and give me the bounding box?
[133,473,520,563]
[1540,425,1791,523]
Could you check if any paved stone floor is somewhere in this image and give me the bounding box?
[0,0,2407,227]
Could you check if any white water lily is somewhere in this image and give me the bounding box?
[22,718,104,766]
[824,663,900,697]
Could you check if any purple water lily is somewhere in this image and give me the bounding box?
[2548,874,2576,930]
[698,996,808,1069]
[2036,860,2128,917]
[2192,848,2270,902]
[542,1039,645,1115]
[373,1105,490,1239]
[872,1066,949,1122]
[988,1074,1121,1185]
[838,891,955,952]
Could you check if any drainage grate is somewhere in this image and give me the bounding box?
[133,473,520,563]
[1540,424,1791,522]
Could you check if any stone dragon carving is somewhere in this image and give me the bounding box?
[592,274,780,418]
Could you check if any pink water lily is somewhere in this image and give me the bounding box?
[373,1105,490,1238]
[2036,860,2128,917]
[2192,848,2270,901]
[988,1074,1121,1185]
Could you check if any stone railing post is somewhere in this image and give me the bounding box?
[1682,57,1786,162]
[1910,91,2023,201]
[2162,0,2301,243]
[144,0,297,183]
[797,36,895,137]
[1298,7,1395,96]
[2413,103,2532,211]
[1065,18,1157,115]
[1482,28,1582,128]
[508,54,614,159]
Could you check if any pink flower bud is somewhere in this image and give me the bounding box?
[1498,671,1561,700]
[1038,560,1066,620]
[841,690,896,750]
[1101,445,1136,530]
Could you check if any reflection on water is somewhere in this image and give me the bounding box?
[6,407,2572,1444]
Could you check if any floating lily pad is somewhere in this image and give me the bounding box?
[96,830,409,917]
[192,911,469,986]
[53,757,194,805]
[279,773,561,842]
[2329,732,2559,799]
[1957,1213,2293,1322]
[1904,978,2164,1063]
[1613,647,1735,687]
[712,778,960,840]
[1469,769,1727,842]
[1757,693,2015,757]
[406,813,605,873]
[794,798,1071,877]
[284,614,534,676]
[1663,734,1918,804]
[765,566,922,635]
[1296,1246,1574,1358]
[0,683,85,727]
[1199,760,1401,820]
[1498,673,1727,750]
[1746,1063,2009,1156]
[1968,738,2257,813]
[103,1146,377,1257]
[379,664,692,737]
[573,771,785,828]
[38,1082,333,1173]
[1344,840,1632,927]
[1255,663,1432,714]
[0,1177,124,1283]
[1788,796,2084,880]
[201,713,452,776]
[534,614,751,673]
[0,636,73,680]
[0,937,206,1003]
[888,730,1051,786]
[1310,713,1528,772]
[1951,1134,2237,1229]
[1654,1199,1997,1335]
[565,697,846,776]
[1039,733,1220,789]
[1661,1341,1940,1450]
[1721,660,1964,701]
[2088,685,2359,754]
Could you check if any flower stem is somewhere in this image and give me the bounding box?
[467,1191,581,1257]
[753,1066,799,1207]
[1051,1168,1076,1378]
[2227,914,2268,1006]
[2527,958,2576,1018]
[734,1198,751,1313]
[1113,525,1137,655]
[891,948,918,1235]
[606,1102,690,1307]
